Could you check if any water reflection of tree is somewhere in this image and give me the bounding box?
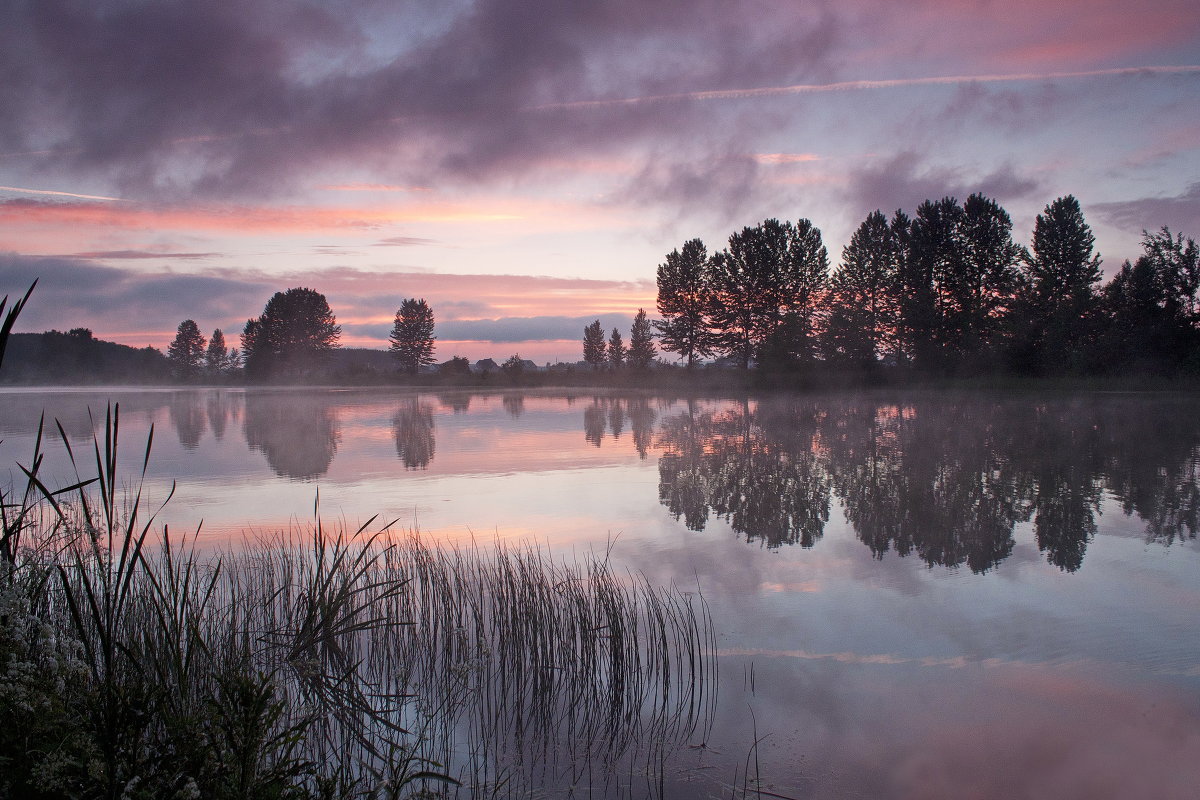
[502,393,524,419]
[243,393,339,480]
[393,400,435,469]
[826,401,1028,573]
[205,389,234,441]
[657,399,831,548]
[608,401,625,438]
[584,398,607,447]
[627,397,657,459]
[581,396,657,455]
[1100,398,1200,545]
[656,395,1200,571]
[437,393,470,414]
[169,392,207,449]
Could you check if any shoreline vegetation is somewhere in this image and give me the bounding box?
[3,336,1199,395]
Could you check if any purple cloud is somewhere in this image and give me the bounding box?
[46,250,220,260]
[0,253,270,335]
[1091,182,1200,237]
[0,0,844,199]
[842,153,1041,219]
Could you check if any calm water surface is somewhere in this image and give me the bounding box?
[2,386,1199,799]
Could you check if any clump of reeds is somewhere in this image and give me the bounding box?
[0,402,715,799]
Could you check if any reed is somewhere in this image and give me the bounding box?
[0,404,715,799]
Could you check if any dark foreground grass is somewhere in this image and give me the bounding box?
[0,405,715,800]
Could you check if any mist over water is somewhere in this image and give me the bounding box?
[2,386,1199,798]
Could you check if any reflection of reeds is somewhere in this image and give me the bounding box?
[2,403,715,798]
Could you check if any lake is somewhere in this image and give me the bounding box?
[2,386,1199,799]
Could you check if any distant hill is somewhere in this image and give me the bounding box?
[0,330,171,384]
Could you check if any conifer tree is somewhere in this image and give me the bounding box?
[627,308,657,369]
[204,329,228,375]
[167,319,206,380]
[608,328,626,368]
[390,298,436,375]
[1014,195,1103,372]
[583,320,606,369]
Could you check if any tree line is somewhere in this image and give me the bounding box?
[166,288,437,381]
[154,193,1197,383]
[651,195,1199,376]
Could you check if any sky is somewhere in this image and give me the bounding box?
[1,0,1198,363]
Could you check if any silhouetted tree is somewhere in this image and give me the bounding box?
[607,328,625,368]
[946,193,1023,364]
[901,198,960,370]
[627,308,656,370]
[440,355,472,376]
[501,354,525,384]
[822,210,902,366]
[242,288,340,380]
[708,218,828,368]
[583,320,606,369]
[167,319,206,380]
[1013,196,1103,374]
[1103,228,1200,373]
[390,298,436,375]
[204,329,228,376]
[655,239,717,367]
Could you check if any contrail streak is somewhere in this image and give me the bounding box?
[0,185,124,202]
[535,65,1200,110]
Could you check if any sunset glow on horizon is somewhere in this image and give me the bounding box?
[1,0,1197,360]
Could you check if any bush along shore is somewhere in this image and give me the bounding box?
[0,288,716,799]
